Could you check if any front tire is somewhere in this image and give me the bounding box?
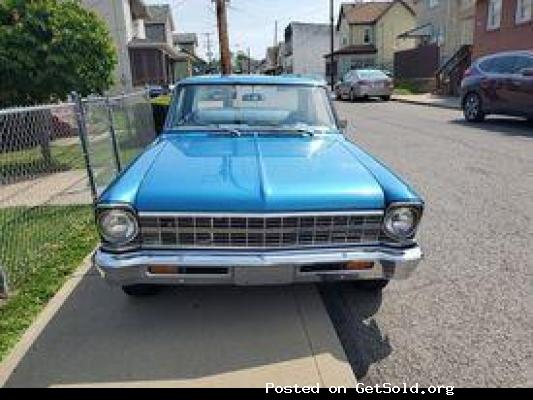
[463,92,485,122]
[353,279,390,291]
[381,95,391,101]
[122,284,160,297]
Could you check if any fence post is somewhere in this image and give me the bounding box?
[121,92,134,139]
[105,96,122,173]
[72,92,98,205]
[0,264,8,299]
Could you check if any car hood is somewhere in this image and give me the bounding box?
[127,133,385,212]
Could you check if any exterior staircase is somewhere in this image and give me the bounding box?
[435,45,473,96]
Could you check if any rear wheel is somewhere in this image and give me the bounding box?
[353,279,390,291]
[122,284,160,297]
[463,92,485,122]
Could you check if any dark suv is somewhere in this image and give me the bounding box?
[460,50,533,122]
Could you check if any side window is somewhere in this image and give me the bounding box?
[478,58,494,72]
[481,56,516,74]
[514,55,533,73]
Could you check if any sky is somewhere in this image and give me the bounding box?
[145,0,345,60]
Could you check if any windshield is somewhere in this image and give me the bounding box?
[169,84,337,132]
[356,70,388,80]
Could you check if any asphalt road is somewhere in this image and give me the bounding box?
[321,101,532,387]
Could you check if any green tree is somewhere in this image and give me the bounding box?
[0,0,117,107]
[233,50,248,74]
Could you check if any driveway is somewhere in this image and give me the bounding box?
[324,100,532,387]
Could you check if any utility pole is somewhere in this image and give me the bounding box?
[274,20,278,46]
[214,0,231,74]
[330,0,335,91]
[274,20,279,75]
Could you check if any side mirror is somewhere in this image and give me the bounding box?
[338,119,348,129]
[521,68,533,77]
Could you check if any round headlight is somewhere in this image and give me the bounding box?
[98,209,138,244]
[383,206,420,240]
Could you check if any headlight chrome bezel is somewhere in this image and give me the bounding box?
[96,205,139,249]
[383,202,423,243]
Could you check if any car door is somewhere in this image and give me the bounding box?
[512,54,533,117]
[476,57,499,113]
[488,55,520,114]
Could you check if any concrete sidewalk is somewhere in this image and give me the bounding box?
[392,94,461,110]
[1,265,356,388]
[0,169,92,208]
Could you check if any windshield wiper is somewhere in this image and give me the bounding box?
[211,126,243,137]
[292,127,316,137]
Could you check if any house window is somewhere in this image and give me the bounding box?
[363,27,372,44]
[487,0,502,30]
[515,0,532,24]
[429,0,439,8]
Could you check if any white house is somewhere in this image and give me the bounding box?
[81,0,149,93]
[283,22,335,79]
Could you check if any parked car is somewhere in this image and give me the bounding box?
[148,85,170,99]
[94,75,424,297]
[460,50,533,122]
[335,69,394,101]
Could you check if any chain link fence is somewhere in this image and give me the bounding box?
[0,90,156,298]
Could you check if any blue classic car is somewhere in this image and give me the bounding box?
[94,75,424,296]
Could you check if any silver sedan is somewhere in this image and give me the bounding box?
[335,69,394,101]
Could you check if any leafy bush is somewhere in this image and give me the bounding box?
[0,0,117,107]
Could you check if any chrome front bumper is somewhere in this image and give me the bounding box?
[94,245,423,286]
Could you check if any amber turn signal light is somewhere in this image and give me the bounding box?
[149,266,180,275]
[345,261,374,271]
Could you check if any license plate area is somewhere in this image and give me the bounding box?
[233,266,294,286]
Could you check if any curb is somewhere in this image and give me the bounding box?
[0,252,95,387]
[295,285,357,388]
[392,97,461,111]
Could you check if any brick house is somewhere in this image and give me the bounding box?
[473,0,533,59]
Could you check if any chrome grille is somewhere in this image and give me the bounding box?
[139,212,384,249]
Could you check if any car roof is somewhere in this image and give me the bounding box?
[476,50,533,62]
[178,74,326,87]
[352,69,385,73]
